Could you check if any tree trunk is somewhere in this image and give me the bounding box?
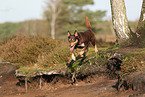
[110,0,131,46]
[136,0,145,47]
[51,17,56,40]
[51,5,57,40]
[44,0,61,40]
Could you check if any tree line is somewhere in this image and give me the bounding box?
[44,0,145,48]
[43,0,106,39]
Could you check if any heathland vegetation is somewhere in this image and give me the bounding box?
[0,19,142,75]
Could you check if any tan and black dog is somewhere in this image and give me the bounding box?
[68,16,98,60]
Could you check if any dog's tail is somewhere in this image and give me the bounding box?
[86,16,91,29]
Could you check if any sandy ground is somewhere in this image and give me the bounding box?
[0,72,136,97]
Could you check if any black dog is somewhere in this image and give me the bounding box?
[68,16,98,60]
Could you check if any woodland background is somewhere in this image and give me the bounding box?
[0,0,138,42]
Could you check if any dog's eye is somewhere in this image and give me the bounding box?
[72,39,75,41]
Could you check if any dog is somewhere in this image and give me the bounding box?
[68,16,98,60]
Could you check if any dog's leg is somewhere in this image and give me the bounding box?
[90,35,98,53]
[79,47,87,57]
[95,44,98,52]
[90,37,98,53]
[72,72,76,84]
[71,53,76,60]
[86,47,89,56]
[79,50,85,57]
[79,45,88,57]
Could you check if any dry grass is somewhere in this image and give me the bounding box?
[0,35,70,68]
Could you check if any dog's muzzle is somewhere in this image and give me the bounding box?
[69,40,78,52]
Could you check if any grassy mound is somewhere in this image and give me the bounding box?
[118,48,145,75]
[0,35,70,68]
[1,35,145,85]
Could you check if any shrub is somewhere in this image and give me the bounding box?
[0,35,69,67]
[121,55,145,74]
[37,41,70,68]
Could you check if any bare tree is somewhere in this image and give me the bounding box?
[44,0,62,39]
[135,0,145,47]
[136,0,145,34]
[110,0,145,47]
[110,0,131,45]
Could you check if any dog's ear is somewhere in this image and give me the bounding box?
[68,31,71,37]
[74,30,78,37]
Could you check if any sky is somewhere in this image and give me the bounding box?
[0,0,143,23]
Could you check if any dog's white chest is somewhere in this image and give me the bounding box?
[79,43,85,47]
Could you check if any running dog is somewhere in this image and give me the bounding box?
[68,16,98,60]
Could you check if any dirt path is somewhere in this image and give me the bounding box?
[44,78,116,97]
[0,61,134,97]
[0,74,135,97]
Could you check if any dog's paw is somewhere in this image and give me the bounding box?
[72,57,76,61]
[79,51,84,56]
[95,49,98,53]
[71,53,76,60]
[80,54,84,57]
[95,45,98,52]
